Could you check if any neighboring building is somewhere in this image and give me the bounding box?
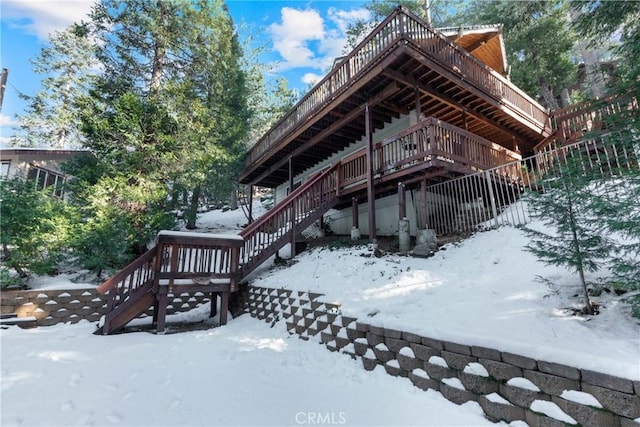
[0,147,88,198]
[238,7,549,239]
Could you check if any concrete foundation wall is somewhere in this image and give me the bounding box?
[242,284,640,426]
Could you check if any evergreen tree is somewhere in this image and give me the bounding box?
[522,151,616,314]
[457,0,577,109]
[0,177,77,280]
[76,0,250,237]
[571,1,640,92]
[13,23,97,148]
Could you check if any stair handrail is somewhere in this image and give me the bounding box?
[533,129,559,153]
[96,247,157,295]
[240,164,339,238]
[238,163,340,277]
[550,92,638,145]
[96,246,158,322]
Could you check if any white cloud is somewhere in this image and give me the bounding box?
[268,6,372,74]
[0,114,20,128]
[1,0,95,40]
[301,73,321,86]
[327,7,371,33]
[269,8,325,69]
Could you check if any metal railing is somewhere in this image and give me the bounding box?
[423,131,638,235]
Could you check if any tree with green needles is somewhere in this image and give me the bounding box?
[522,151,617,315]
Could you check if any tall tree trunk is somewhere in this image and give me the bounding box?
[567,197,593,314]
[540,83,560,110]
[230,186,238,210]
[186,186,201,229]
[150,1,167,95]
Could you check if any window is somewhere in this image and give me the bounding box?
[1,160,9,177]
[27,165,65,197]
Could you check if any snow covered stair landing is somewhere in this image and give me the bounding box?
[245,285,640,426]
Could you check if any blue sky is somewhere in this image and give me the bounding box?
[0,0,371,144]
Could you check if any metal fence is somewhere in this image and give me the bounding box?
[421,131,639,236]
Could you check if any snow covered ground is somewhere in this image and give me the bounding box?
[2,311,496,427]
[2,201,639,426]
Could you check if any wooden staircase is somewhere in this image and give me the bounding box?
[95,165,340,334]
[534,92,638,153]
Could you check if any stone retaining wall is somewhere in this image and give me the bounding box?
[243,284,640,427]
[0,288,211,327]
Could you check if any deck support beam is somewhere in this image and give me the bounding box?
[383,67,527,150]
[398,182,406,219]
[421,179,428,229]
[248,185,254,223]
[365,103,377,243]
[352,197,359,229]
[155,289,168,334]
[289,156,296,259]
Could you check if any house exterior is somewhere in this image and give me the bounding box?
[0,147,88,198]
[238,7,549,241]
[94,7,639,336]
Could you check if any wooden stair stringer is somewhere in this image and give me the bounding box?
[239,198,338,279]
[96,282,155,335]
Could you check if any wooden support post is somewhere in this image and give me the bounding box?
[248,184,254,223]
[414,86,421,121]
[288,156,294,195]
[155,289,168,334]
[352,197,359,229]
[421,179,428,229]
[219,292,229,325]
[365,103,377,243]
[398,182,406,219]
[290,202,296,258]
[288,156,296,259]
[210,293,218,317]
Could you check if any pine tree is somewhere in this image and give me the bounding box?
[457,0,577,109]
[14,23,97,148]
[571,1,640,91]
[522,150,616,314]
[58,0,250,265]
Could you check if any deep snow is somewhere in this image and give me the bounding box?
[2,201,639,426]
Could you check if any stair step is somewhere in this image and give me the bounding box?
[0,313,18,320]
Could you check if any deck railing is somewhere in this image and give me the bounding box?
[537,93,639,152]
[96,232,244,333]
[336,117,522,191]
[154,231,244,292]
[244,6,547,173]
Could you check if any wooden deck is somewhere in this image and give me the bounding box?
[240,6,548,188]
[535,92,639,152]
[96,115,521,334]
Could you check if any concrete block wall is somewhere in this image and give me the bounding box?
[1,289,211,327]
[244,285,640,427]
